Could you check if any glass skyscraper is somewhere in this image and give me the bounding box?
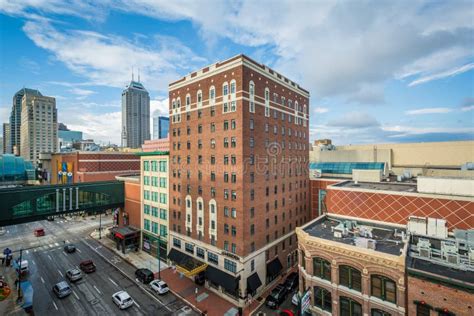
[153,116,169,139]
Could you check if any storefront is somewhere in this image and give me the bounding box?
[109,226,140,254]
[142,232,167,260]
[266,257,283,284]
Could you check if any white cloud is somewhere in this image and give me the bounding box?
[150,98,169,117]
[68,88,95,99]
[461,105,474,112]
[382,125,474,136]
[313,107,329,114]
[405,107,453,115]
[65,111,122,145]
[408,63,474,87]
[327,112,380,129]
[22,19,206,92]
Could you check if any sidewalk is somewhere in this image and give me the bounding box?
[0,262,27,315]
[90,227,169,273]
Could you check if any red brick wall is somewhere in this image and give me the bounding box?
[327,189,474,230]
[309,179,341,219]
[407,275,474,316]
[121,181,141,228]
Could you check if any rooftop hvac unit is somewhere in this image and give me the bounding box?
[355,237,377,250]
[446,253,459,265]
[408,216,427,236]
[427,218,448,239]
[469,249,474,266]
[417,238,431,258]
[441,240,458,254]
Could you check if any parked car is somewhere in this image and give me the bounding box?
[194,271,205,285]
[112,291,134,309]
[34,228,45,237]
[284,272,299,291]
[64,244,76,253]
[135,268,154,284]
[150,280,169,295]
[265,284,288,309]
[53,281,72,298]
[79,260,96,273]
[66,268,83,282]
[291,292,299,306]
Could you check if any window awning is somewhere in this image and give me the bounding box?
[246,272,262,294]
[266,257,283,278]
[206,265,240,294]
[168,248,207,277]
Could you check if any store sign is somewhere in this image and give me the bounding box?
[221,251,240,260]
[143,241,151,250]
[301,290,311,315]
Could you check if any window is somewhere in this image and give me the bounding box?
[224,207,229,217]
[264,88,270,117]
[208,252,218,265]
[144,161,149,171]
[224,224,229,234]
[144,204,150,215]
[159,177,166,188]
[197,247,205,259]
[416,304,430,316]
[249,81,255,113]
[185,243,194,254]
[209,86,215,104]
[231,225,236,236]
[144,219,150,231]
[339,266,361,292]
[249,119,254,130]
[250,137,254,148]
[340,297,362,316]
[313,257,331,281]
[159,161,167,172]
[210,123,216,132]
[152,221,158,234]
[210,139,216,149]
[231,173,236,183]
[231,155,236,165]
[231,119,236,129]
[231,243,236,254]
[159,208,167,220]
[231,137,236,148]
[231,190,236,200]
[314,287,332,312]
[224,259,237,273]
[224,189,229,200]
[371,275,396,304]
[224,172,229,183]
[151,207,158,217]
[197,90,202,107]
[224,138,229,148]
[371,310,391,316]
[173,238,181,248]
[186,94,191,110]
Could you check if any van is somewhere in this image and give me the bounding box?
[53,281,72,298]
[135,268,154,284]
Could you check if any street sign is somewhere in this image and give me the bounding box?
[301,290,311,316]
[3,248,11,256]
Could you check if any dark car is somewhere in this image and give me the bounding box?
[79,260,96,273]
[135,268,154,284]
[64,244,76,253]
[284,272,299,291]
[265,284,288,309]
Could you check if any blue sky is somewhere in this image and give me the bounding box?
[0,0,473,145]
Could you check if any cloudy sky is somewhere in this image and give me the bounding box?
[0,0,473,145]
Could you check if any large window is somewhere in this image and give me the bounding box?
[339,265,361,291]
[224,259,237,273]
[208,252,218,265]
[314,287,332,312]
[416,303,430,316]
[313,257,331,281]
[371,275,396,304]
[372,309,391,316]
[340,297,362,316]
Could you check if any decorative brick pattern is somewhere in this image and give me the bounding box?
[327,189,474,230]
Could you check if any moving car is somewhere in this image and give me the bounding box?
[66,268,83,282]
[265,284,288,309]
[135,268,154,284]
[64,244,76,253]
[284,272,299,291]
[79,260,96,273]
[34,228,45,237]
[53,281,72,298]
[150,279,169,295]
[112,291,134,310]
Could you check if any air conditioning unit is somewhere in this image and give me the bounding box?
[312,169,322,178]
[468,248,474,266]
[446,253,459,265]
[417,238,431,258]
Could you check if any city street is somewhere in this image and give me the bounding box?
[0,216,196,315]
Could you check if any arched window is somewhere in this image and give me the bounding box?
[185,94,191,110]
[249,81,255,113]
[230,79,236,94]
[313,257,331,281]
[197,90,202,108]
[314,287,332,312]
[371,309,391,316]
[371,275,396,304]
[340,297,362,316]
[339,265,361,292]
[222,82,229,96]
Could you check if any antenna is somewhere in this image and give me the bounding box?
[132,67,135,81]
[138,68,140,83]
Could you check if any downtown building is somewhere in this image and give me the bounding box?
[19,90,58,162]
[121,79,150,149]
[153,115,169,139]
[167,54,310,306]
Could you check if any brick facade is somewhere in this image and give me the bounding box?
[310,179,341,218]
[122,179,141,228]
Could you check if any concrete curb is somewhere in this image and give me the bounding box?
[88,232,204,315]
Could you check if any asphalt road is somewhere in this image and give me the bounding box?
[0,217,196,316]
[254,286,299,316]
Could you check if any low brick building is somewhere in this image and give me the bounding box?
[296,214,407,316]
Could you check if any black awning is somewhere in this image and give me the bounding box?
[168,248,185,264]
[206,265,240,294]
[246,272,262,293]
[266,257,283,278]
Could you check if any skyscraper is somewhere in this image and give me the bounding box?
[10,88,42,155]
[2,123,11,154]
[121,78,150,148]
[20,92,58,161]
[167,55,310,306]
[153,115,169,139]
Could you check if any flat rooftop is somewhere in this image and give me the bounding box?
[407,256,474,284]
[303,216,406,256]
[334,180,418,193]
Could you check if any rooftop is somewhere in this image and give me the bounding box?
[303,215,406,256]
[334,180,418,193]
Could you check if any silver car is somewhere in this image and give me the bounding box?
[53,281,72,298]
[66,268,83,282]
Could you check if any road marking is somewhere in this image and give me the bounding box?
[47,255,52,260]
[76,248,81,253]
[72,291,80,300]
[58,270,63,277]
[62,252,67,257]
[108,277,118,287]
[65,240,70,243]
[54,242,59,246]
[40,277,45,284]
[93,285,102,295]
[53,301,58,310]
[26,250,29,254]
[134,301,141,309]
[49,244,54,248]
[32,260,36,265]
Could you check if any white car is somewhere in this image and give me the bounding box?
[150,280,169,295]
[112,291,134,309]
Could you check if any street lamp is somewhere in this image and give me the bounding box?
[155,236,161,279]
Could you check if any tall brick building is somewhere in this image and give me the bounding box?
[167,54,310,305]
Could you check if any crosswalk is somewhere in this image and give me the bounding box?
[32,239,80,252]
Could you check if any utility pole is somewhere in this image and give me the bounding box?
[157,237,161,279]
[99,212,102,239]
[16,249,22,302]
